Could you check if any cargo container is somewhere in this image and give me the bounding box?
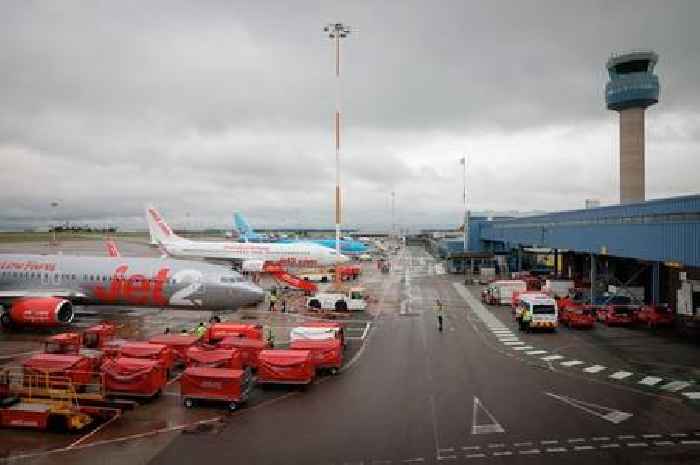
[101,357,166,398]
[256,350,315,386]
[180,367,251,411]
[289,339,342,374]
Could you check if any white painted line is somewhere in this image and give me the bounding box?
[567,438,586,443]
[583,365,606,374]
[618,435,636,439]
[681,440,700,445]
[540,440,558,445]
[513,442,533,447]
[525,350,547,355]
[492,451,513,456]
[402,458,425,463]
[361,322,371,340]
[546,447,567,453]
[670,433,688,438]
[465,453,486,459]
[503,341,525,346]
[660,381,692,392]
[642,434,663,439]
[573,445,595,451]
[683,392,700,400]
[545,392,633,424]
[609,371,634,380]
[518,449,541,455]
[542,355,564,361]
[471,397,505,435]
[513,346,534,351]
[591,437,610,441]
[627,442,649,447]
[487,443,505,448]
[560,360,584,367]
[600,443,620,449]
[461,446,481,451]
[437,455,456,460]
[653,441,674,446]
[438,448,455,453]
[638,376,663,386]
[497,338,520,342]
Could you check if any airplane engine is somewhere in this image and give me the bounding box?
[241,260,265,272]
[1,298,74,328]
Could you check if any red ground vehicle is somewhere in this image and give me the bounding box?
[148,334,200,364]
[44,333,103,370]
[119,342,174,375]
[185,347,244,369]
[101,339,128,359]
[101,357,166,398]
[217,337,266,369]
[289,338,343,374]
[256,350,315,386]
[601,305,636,326]
[180,367,252,411]
[82,323,116,349]
[22,353,94,389]
[337,265,361,280]
[635,304,674,328]
[560,306,596,329]
[205,323,263,343]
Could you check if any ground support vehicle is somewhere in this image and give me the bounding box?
[43,333,104,371]
[601,305,636,326]
[217,337,266,369]
[22,354,94,389]
[186,347,244,369]
[119,342,174,376]
[148,334,200,364]
[483,280,527,306]
[205,323,263,343]
[82,323,117,349]
[292,321,345,347]
[560,306,596,329]
[635,304,674,328]
[256,350,315,386]
[101,357,166,398]
[180,367,252,411]
[288,339,342,374]
[516,295,558,331]
[542,280,575,299]
[306,287,367,312]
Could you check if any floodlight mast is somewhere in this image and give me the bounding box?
[324,22,351,282]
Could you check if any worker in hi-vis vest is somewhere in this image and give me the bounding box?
[434,299,445,332]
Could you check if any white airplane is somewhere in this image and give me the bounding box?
[146,206,349,271]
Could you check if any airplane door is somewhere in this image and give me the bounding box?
[41,272,50,286]
[53,272,61,286]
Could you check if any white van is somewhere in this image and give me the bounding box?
[518,295,558,331]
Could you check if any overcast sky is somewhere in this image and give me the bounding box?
[1,0,698,231]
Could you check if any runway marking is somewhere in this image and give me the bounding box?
[518,449,541,455]
[567,438,586,443]
[540,440,558,445]
[642,434,663,438]
[638,376,663,386]
[591,437,610,441]
[573,445,595,451]
[492,451,512,456]
[465,453,486,459]
[544,392,633,424]
[609,371,633,380]
[654,440,674,446]
[582,365,606,374]
[512,346,534,351]
[560,360,584,367]
[487,443,505,448]
[471,397,505,435]
[627,442,648,447]
[682,392,700,399]
[681,440,700,445]
[438,448,454,453]
[670,433,688,438]
[660,380,691,392]
[437,455,456,460]
[461,446,481,451]
[513,442,533,447]
[545,447,567,453]
[600,443,621,448]
[617,434,636,439]
[503,341,524,346]
[541,355,564,361]
[402,458,424,463]
[525,350,547,355]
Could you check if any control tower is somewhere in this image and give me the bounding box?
[606,51,660,204]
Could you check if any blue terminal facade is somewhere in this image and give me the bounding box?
[605,51,659,111]
[470,195,700,268]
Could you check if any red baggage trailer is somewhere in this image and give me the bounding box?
[102,339,128,359]
[83,323,116,349]
[148,334,200,364]
[180,367,251,411]
[185,347,243,369]
[101,357,166,398]
[206,323,263,343]
[22,353,93,389]
[119,342,174,375]
[44,333,104,370]
[289,339,342,374]
[256,350,315,386]
[217,337,266,369]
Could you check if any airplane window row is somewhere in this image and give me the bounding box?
[0,271,177,285]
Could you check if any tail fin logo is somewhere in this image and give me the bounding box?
[148,208,173,237]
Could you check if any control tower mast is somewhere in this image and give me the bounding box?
[605,51,660,204]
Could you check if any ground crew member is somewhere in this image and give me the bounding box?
[281,299,287,313]
[521,305,532,332]
[163,327,171,335]
[194,322,207,338]
[434,299,445,332]
[269,293,278,311]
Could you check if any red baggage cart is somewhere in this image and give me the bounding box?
[119,342,174,375]
[44,333,104,370]
[180,367,251,411]
[148,334,200,364]
[206,323,263,343]
[185,346,244,369]
[102,339,128,359]
[295,321,345,347]
[217,337,265,369]
[289,338,343,374]
[22,353,93,389]
[256,350,315,386]
[83,323,116,349]
[101,357,166,398]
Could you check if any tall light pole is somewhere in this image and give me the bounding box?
[460,156,470,278]
[324,22,351,283]
[391,191,396,238]
[50,201,60,244]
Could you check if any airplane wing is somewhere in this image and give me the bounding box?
[0,289,88,299]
